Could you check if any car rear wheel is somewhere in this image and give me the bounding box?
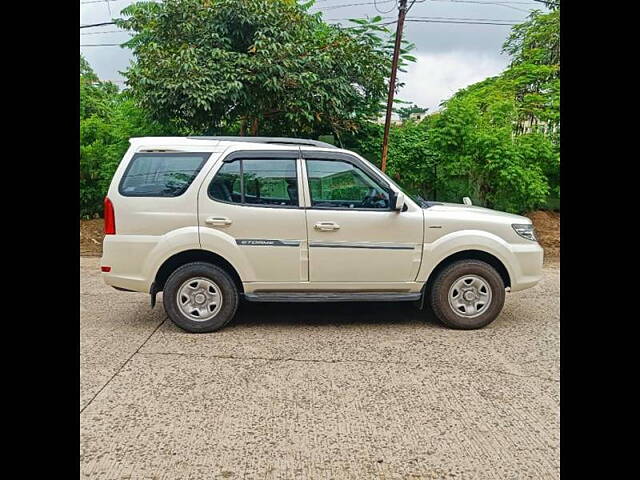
[429,259,505,329]
[163,262,239,333]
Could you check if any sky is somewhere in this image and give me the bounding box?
[80,0,548,113]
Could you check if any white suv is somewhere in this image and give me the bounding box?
[101,136,543,332]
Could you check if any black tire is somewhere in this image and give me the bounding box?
[429,259,505,330]
[163,262,239,333]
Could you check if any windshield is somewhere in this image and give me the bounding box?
[353,152,431,207]
[406,192,430,207]
[353,154,406,194]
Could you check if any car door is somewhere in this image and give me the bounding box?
[198,149,308,282]
[301,150,424,283]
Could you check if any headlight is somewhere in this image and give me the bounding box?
[512,223,537,242]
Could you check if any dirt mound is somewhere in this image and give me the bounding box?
[80,219,104,256]
[525,210,560,260]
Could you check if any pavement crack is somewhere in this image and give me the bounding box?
[136,351,559,382]
[480,368,559,383]
[80,318,166,414]
[137,351,386,365]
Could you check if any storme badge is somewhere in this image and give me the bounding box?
[236,239,300,247]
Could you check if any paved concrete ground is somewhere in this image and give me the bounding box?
[80,257,559,480]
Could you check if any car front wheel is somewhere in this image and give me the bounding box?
[163,262,239,333]
[429,259,505,329]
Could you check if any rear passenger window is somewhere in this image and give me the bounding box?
[119,153,210,197]
[208,159,298,207]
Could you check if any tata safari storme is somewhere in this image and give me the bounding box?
[101,136,543,332]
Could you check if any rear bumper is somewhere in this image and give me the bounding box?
[100,235,156,293]
[508,243,544,292]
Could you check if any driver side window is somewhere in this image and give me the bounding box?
[306,159,390,209]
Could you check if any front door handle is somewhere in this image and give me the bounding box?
[205,216,232,227]
[314,221,340,232]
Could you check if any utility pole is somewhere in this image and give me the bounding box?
[380,0,408,173]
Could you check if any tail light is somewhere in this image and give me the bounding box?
[104,197,116,235]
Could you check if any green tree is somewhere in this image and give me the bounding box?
[408,6,560,213]
[503,7,559,68]
[80,54,118,119]
[117,0,410,136]
[343,119,436,199]
[428,79,554,212]
[394,103,428,121]
[80,55,170,217]
[502,6,559,199]
[347,7,559,213]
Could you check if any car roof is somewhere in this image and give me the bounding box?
[129,136,340,152]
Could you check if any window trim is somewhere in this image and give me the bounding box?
[118,152,211,198]
[207,150,301,209]
[301,152,395,212]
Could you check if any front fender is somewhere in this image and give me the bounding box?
[416,230,516,285]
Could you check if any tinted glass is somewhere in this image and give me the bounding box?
[208,161,242,203]
[208,158,298,207]
[119,153,209,197]
[243,159,298,206]
[306,160,390,209]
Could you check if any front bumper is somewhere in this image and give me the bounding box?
[508,243,544,292]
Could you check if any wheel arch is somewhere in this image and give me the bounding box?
[425,250,511,290]
[153,249,244,293]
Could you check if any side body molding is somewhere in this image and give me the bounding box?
[197,226,257,280]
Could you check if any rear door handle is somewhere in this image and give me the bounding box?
[205,216,232,227]
[314,221,340,232]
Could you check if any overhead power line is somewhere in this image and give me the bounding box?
[360,17,520,26]
[80,43,124,47]
[374,0,398,14]
[80,17,520,40]
[428,0,534,12]
[406,18,518,24]
[80,29,130,35]
[320,0,396,10]
[80,21,117,29]
[80,0,123,4]
[406,0,426,14]
[430,0,538,4]
[326,16,394,21]
[410,15,520,20]
[329,15,521,21]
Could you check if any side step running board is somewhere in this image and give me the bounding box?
[243,292,422,303]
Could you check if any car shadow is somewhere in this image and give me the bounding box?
[231,299,445,329]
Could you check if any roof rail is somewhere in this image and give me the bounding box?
[186,136,337,149]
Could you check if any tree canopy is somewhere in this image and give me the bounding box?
[80,54,169,217]
[80,3,560,217]
[117,0,410,136]
[395,104,428,121]
[418,6,560,212]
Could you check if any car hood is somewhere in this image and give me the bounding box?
[425,202,531,224]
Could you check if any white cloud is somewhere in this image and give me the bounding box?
[397,51,508,112]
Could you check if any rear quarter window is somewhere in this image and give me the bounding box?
[119,152,210,197]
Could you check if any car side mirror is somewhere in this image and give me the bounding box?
[393,192,405,211]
